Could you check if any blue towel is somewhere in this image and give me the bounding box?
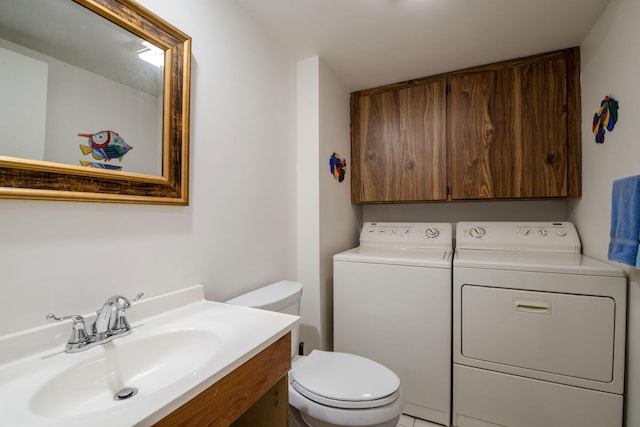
[608,175,640,266]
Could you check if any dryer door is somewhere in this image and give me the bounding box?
[461,285,615,382]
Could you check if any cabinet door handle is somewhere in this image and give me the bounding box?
[513,299,552,314]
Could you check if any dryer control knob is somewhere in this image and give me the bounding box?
[425,227,440,238]
[556,228,567,237]
[537,229,548,236]
[469,227,486,238]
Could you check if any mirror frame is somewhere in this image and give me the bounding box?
[0,0,191,205]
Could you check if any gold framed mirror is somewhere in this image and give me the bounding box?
[0,0,191,205]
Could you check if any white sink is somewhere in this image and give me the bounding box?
[0,285,299,427]
[31,329,220,418]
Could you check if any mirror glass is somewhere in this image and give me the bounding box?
[0,0,191,204]
[0,0,163,176]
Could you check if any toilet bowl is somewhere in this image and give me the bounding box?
[226,281,403,427]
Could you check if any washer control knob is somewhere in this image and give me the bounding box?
[537,228,548,236]
[425,227,440,238]
[522,228,532,236]
[556,228,567,237]
[469,227,486,238]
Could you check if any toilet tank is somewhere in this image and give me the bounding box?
[225,280,302,314]
[225,281,303,355]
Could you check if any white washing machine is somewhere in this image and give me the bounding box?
[334,222,453,426]
[453,222,627,427]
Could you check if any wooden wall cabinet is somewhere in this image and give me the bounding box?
[350,48,581,203]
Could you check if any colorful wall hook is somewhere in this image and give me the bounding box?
[592,96,619,144]
[330,152,347,182]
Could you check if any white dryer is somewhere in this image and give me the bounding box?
[334,222,453,425]
[453,222,627,427]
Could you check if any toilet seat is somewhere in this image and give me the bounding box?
[289,350,401,409]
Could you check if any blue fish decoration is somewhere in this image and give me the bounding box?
[78,130,133,161]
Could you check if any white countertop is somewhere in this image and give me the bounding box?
[0,285,299,426]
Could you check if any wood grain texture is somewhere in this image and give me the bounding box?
[352,47,581,203]
[358,90,400,202]
[448,48,580,200]
[565,47,582,198]
[398,82,447,201]
[351,76,447,203]
[518,57,568,197]
[448,70,510,199]
[231,376,288,427]
[153,334,291,427]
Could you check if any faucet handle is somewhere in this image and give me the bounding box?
[110,292,144,309]
[112,292,144,333]
[47,313,90,351]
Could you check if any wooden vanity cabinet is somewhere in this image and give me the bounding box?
[153,333,291,427]
[351,75,447,203]
[350,47,581,203]
[448,48,581,199]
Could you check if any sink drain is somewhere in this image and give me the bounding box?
[114,387,138,401]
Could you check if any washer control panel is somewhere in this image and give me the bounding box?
[360,222,452,249]
[457,222,580,253]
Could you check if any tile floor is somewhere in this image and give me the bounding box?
[396,414,442,427]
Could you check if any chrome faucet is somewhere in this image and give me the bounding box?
[47,292,143,353]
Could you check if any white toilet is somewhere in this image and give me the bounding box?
[226,280,403,427]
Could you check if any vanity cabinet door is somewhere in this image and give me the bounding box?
[351,76,447,203]
[448,48,581,199]
[153,333,290,427]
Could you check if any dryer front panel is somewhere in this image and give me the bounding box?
[453,266,627,394]
[461,285,615,382]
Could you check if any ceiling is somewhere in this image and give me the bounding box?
[236,0,611,92]
[0,0,162,96]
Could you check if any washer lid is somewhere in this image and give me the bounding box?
[334,246,452,268]
[289,350,401,409]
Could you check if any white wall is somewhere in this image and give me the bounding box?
[297,56,360,352]
[318,59,361,351]
[364,200,568,226]
[0,45,47,160]
[568,0,640,424]
[297,56,322,351]
[0,0,297,336]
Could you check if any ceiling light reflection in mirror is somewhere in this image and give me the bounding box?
[0,0,164,176]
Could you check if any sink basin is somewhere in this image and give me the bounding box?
[30,329,220,418]
[0,285,299,427]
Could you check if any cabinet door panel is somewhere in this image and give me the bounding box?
[449,50,576,200]
[398,82,447,201]
[449,70,516,199]
[352,48,580,203]
[353,79,446,202]
[516,58,568,197]
[357,90,399,202]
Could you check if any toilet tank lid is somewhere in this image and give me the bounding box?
[225,280,303,311]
